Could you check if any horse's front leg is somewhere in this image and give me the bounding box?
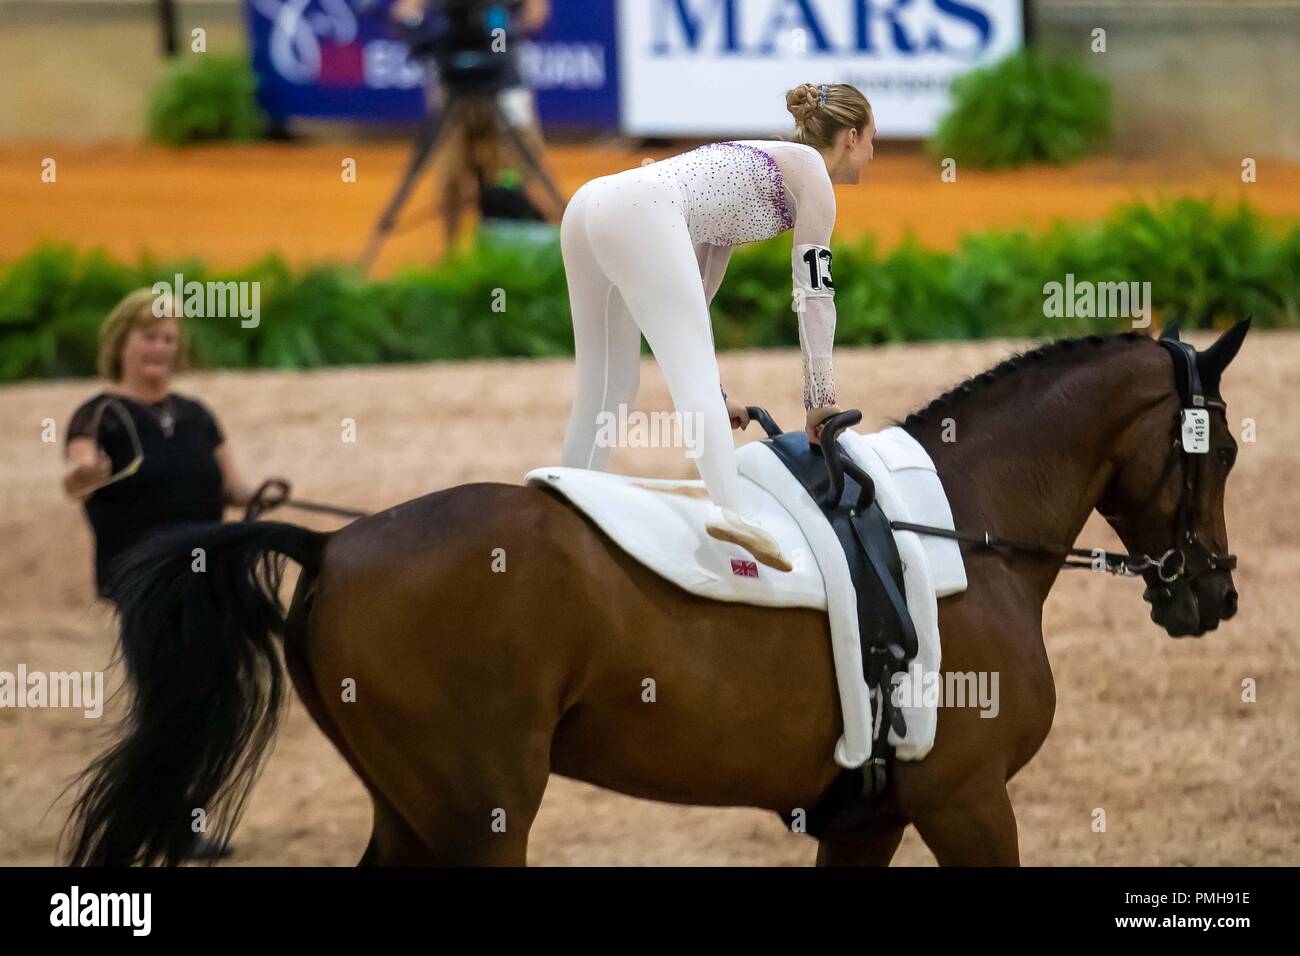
[815,816,907,867]
[909,777,1020,866]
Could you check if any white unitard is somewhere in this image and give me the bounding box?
[560,140,839,512]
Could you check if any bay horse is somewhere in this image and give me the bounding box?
[65,322,1249,866]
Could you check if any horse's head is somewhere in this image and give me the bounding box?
[1099,320,1250,637]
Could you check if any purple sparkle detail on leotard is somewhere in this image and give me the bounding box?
[722,142,795,233]
[640,140,796,246]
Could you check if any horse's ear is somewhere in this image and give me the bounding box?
[1159,321,1181,342]
[1197,316,1252,394]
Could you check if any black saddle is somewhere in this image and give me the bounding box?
[746,407,920,835]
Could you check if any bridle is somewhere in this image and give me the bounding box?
[1122,337,1238,589]
[888,338,1238,584]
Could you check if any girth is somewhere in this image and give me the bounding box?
[747,409,920,837]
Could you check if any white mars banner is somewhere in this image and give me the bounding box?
[617,0,1025,137]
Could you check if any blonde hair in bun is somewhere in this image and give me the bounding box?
[784,83,872,150]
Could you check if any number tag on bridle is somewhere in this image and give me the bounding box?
[1181,408,1210,454]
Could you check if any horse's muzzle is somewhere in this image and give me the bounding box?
[1144,571,1238,638]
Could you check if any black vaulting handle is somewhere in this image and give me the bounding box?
[745,406,783,439]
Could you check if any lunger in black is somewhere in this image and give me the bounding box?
[62,288,285,862]
[66,391,226,596]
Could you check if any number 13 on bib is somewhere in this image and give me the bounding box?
[794,243,835,310]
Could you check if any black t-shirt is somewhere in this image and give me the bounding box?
[66,392,226,596]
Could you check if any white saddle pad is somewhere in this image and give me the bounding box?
[524,426,967,767]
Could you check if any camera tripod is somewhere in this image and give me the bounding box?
[358,82,568,274]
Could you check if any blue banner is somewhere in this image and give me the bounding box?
[243,0,618,129]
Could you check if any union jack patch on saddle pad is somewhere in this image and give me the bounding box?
[730,558,759,578]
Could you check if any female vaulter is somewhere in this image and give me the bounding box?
[560,82,876,571]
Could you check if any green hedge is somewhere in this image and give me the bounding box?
[1,199,1296,383]
[929,50,1111,169]
[148,54,266,145]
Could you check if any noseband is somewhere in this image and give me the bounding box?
[890,338,1238,583]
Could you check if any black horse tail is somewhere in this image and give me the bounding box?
[64,520,330,866]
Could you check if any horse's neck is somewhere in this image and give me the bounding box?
[914,342,1170,599]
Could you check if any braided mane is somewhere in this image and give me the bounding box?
[902,331,1148,428]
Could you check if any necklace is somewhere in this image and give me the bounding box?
[113,389,175,437]
[150,398,176,439]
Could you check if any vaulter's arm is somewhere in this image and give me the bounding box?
[786,147,839,410]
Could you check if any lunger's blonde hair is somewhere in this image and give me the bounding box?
[97,288,186,382]
[785,83,873,149]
